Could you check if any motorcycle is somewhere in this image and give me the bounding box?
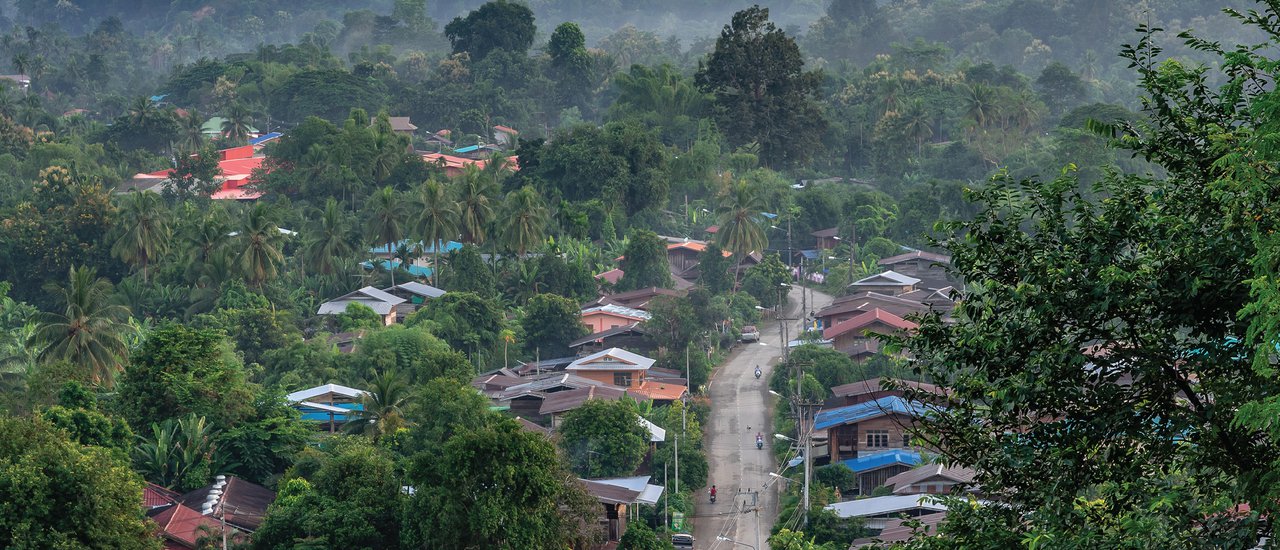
[756,435,764,450]
[754,366,762,379]
[710,491,717,503]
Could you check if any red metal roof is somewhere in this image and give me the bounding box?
[823,308,918,340]
[143,483,180,508]
[151,503,233,549]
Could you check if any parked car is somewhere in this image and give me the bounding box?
[672,533,695,548]
[740,325,760,342]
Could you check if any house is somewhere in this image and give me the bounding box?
[423,130,454,148]
[374,116,417,136]
[249,132,282,147]
[812,227,840,249]
[815,292,930,330]
[472,369,525,395]
[580,477,660,543]
[585,286,685,311]
[850,512,947,547]
[829,378,946,408]
[494,372,618,421]
[848,271,921,296]
[883,463,976,495]
[384,282,446,318]
[122,147,268,201]
[144,483,181,510]
[285,383,368,432]
[822,309,918,358]
[0,74,31,91]
[422,152,518,178]
[493,124,518,146]
[538,385,631,428]
[839,449,926,496]
[325,330,367,354]
[877,250,953,286]
[826,494,948,531]
[512,356,579,376]
[897,287,958,314]
[149,502,245,549]
[452,143,504,159]
[177,475,275,532]
[567,348,687,404]
[317,287,406,326]
[581,304,652,333]
[568,323,654,356]
[814,396,932,464]
[595,268,625,286]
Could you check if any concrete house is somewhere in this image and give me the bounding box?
[316,287,405,326]
[580,304,651,334]
[848,270,922,296]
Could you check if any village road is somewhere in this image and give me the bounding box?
[693,285,835,550]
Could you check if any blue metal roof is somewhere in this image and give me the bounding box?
[361,259,433,277]
[453,145,480,153]
[368,239,463,255]
[250,132,282,145]
[840,450,923,473]
[814,396,931,431]
[798,249,820,260]
[417,240,463,254]
[295,402,363,423]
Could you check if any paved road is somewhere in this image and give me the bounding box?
[694,285,835,550]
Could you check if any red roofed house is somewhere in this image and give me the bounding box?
[823,308,918,358]
[150,502,245,549]
[422,152,519,178]
[122,147,267,200]
[493,125,518,147]
[567,348,687,403]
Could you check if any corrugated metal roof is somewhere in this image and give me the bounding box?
[851,270,922,286]
[813,396,931,431]
[839,449,924,474]
[827,494,947,519]
[286,383,367,403]
[567,348,655,371]
[388,281,446,298]
[580,304,652,321]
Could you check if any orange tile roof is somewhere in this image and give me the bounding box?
[630,381,687,401]
[667,241,733,257]
[823,308,918,340]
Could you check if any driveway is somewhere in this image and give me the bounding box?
[693,285,835,549]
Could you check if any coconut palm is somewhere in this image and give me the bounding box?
[365,186,408,286]
[304,198,357,276]
[410,178,459,285]
[27,266,132,387]
[111,191,171,283]
[456,164,497,245]
[236,203,284,288]
[499,185,550,259]
[178,109,205,152]
[899,100,933,157]
[183,211,230,283]
[961,83,998,131]
[715,181,768,260]
[128,96,157,127]
[344,369,414,440]
[221,102,252,144]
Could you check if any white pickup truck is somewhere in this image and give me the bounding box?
[740,325,760,343]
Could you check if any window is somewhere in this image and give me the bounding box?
[866,430,889,448]
[614,373,633,387]
[902,434,912,448]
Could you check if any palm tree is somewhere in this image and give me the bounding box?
[899,100,933,157]
[132,414,229,491]
[183,211,230,283]
[221,102,252,144]
[236,203,284,288]
[961,83,997,131]
[111,191,171,283]
[304,198,356,276]
[27,266,132,387]
[344,369,414,440]
[410,178,459,286]
[456,164,497,245]
[365,186,408,286]
[499,185,550,258]
[128,96,157,127]
[178,109,205,152]
[715,181,768,261]
[500,329,515,368]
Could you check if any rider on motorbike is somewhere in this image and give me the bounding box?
[710,485,717,502]
[755,365,762,379]
[756,432,764,449]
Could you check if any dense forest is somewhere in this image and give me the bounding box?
[1,0,1278,549]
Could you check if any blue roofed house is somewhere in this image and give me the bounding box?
[814,396,935,494]
[286,384,368,433]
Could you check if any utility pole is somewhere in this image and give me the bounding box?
[675,425,680,493]
[738,489,762,550]
[789,361,817,528]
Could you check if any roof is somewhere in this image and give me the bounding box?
[705,225,719,234]
[838,340,882,358]
[387,281,446,299]
[830,378,943,400]
[494,125,518,135]
[151,503,234,549]
[378,116,417,132]
[813,396,932,431]
[596,287,684,309]
[839,449,924,474]
[421,152,518,173]
[580,304,652,322]
[517,417,552,436]
[851,270,922,287]
[497,372,617,400]
[666,241,733,257]
[826,494,947,519]
[569,323,648,348]
[144,483,181,508]
[878,250,952,266]
[285,383,368,403]
[629,381,688,401]
[596,268,625,284]
[317,286,406,316]
[851,512,946,546]
[812,227,839,238]
[884,463,976,494]
[294,401,363,422]
[537,385,629,416]
[897,287,957,306]
[249,132,282,146]
[453,144,481,154]
[822,308,918,340]
[638,416,667,442]
[581,478,642,505]
[591,476,665,505]
[177,476,275,531]
[567,348,656,372]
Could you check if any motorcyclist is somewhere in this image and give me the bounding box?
[755,365,762,379]
[710,485,717,502]
[756,432,764,449]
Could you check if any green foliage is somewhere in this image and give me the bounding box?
[405,377,493,456]
[409,291,504,360]
[348,325,472,384]
[28,265,132,387]
[0,415,159,549]
[697,243,735,296]
[441,245,497,297]
[619,521,673,550]
[814,463,856,494]
[117,324,255,430]
[619,229,674,291]
[403,419,603,549]
[558,399,650,478]
[40,382,132,456]
[521,293,589,358]
[215,390,310,485]
[335,302,383,332]
[742,253,791,308]
[132,413,231,492]
[445,0,537,61]
[528,121,672,216]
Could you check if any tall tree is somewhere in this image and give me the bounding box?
[715,181,768,260]
[520,293,589,358]
[236,203,284,288]
[456,164,497,245]
[177,109,205,152]
[548,22,593,113]
[557,399,650,478]
[111,191,170,283]
[365,186,408,286]
[695,6,826,167]
[410,179,459,285]
[344,369,414,441]
[618,229,673,291]
[444,0,537,61]
[499,185,549,258]
[221,102,253,144]
[28,266,131,387]
[303,198,356,276]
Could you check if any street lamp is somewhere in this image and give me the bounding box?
[717,536,757,550]
[774,433,797,442]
